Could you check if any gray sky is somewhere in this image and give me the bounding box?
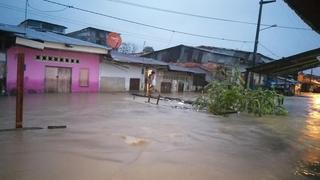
[1,0,320,74]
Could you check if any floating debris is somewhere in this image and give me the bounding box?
[122,136,148,146]
[48,125,67,129]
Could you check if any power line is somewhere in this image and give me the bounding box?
[28,1,68,12]
[0,3,174,44]
[104,0,312,31]
[258,43,280,58]
[0,3,198,47]
[42,0,254,43]
[0,1,257,52]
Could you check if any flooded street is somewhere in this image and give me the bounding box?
[0,93,319,180]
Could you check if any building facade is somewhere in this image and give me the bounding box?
[6,46,100,94]
[0,21,109,95]
[143,45,273,84]
[99,61,145,92]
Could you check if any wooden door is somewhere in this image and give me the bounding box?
[45,67,58,93]
[57,68,71,93]
[45,67,71,93]
[129,78,140,91]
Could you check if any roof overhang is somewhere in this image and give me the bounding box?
[15,37,109,54]
[247,48,320,75]
[284,0,320,33]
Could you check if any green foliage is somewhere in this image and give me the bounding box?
[193,68,288,116]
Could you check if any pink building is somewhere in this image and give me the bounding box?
[7,46,101,93]
[0,23,109,94]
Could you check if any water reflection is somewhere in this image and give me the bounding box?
[296,94,320,178]
[309,94,320,119]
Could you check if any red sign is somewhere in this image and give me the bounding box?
[107,32,122,49]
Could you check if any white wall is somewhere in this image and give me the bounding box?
[99,62,145,91]
[156,70,194,92]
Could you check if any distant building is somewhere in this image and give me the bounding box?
[19,19,67,34]
[68,27,113,47]
[143,45,273,72]
[142,44,273,84]
[297,72,320,92]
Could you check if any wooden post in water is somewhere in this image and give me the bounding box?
[156,94,160,105]
[147,94,151,103]
[16,53,24,128]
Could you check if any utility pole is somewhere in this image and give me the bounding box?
[142,41,146,50]
[249,0,276,89]
[24,0,29,29]
[24,0,28,21]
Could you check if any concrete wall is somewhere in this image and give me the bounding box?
[156,70,194,93]
[7,46,100,93]
[100,77,125,92]
[99,62,145,92]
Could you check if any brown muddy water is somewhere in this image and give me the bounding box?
[0,93,319,180]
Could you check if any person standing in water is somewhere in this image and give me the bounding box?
[147,71,155,95]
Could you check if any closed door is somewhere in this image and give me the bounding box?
[129,78,140,91]
[45,67,71,93]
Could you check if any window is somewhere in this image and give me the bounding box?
[79,68,89,87]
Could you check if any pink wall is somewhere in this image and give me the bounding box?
[7,46,100,93]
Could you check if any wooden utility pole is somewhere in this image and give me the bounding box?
[16,53,24,128]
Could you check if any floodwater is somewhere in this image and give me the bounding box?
[0,93,319,180]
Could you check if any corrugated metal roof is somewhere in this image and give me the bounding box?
[110,52,207,74]
[0,23,108,49]
[168,64,207,74]
[110,51,168,66]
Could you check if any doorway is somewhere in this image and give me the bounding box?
[161,82,171,93]
[45,67,71,93]
[129,78,140,91]
[178,82,184,92]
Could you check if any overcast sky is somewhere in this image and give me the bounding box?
[0,0,319,74]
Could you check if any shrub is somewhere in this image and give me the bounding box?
[193,69,288,116]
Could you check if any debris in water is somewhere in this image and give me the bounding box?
[48,125,67,129]
[122,136,148,146]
